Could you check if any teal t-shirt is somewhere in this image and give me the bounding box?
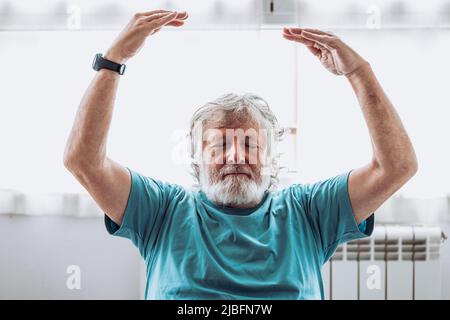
[105,167,374,300]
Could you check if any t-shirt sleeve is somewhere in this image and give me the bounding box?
[292,170,375,264]
[104,167,181,258]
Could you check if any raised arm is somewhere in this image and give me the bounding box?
[282,28,417,224]
[63,10,188,226]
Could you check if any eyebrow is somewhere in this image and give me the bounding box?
[205,134,260,145]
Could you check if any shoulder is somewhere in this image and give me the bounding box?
[127,167,189,201]
[275,182,312,202]
[272,172,351,206]
[283,172,350,197]
[270,184,310,213]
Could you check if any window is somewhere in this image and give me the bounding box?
[296,29,450,198]
[0,29,297,193]
[1,0,449,199]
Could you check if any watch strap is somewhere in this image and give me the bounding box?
[93,53,126,75]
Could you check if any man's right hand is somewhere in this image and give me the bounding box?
[105,10,189,64]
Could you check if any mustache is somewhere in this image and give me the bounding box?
[219,165,253,178]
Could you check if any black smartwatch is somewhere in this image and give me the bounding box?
[92,53,126,75]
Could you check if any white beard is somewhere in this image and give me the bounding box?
[199,166,270,208]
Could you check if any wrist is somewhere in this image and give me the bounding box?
[104,50,126,65]
[345,61,372,81]
[93,51,127,76]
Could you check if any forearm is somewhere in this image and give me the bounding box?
[346,64,418,176]
[63,11,186,172]
[63,68,120,170]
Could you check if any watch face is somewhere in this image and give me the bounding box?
[92,53,101,71]
[119,64,126,75]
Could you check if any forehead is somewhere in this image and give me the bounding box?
[203,109,261,131]
[201,111,269,147]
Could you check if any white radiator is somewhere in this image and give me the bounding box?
[321,225,444,300]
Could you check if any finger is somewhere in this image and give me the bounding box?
[282,31,298,40]
[288,27,327,36]
[298,37,327,56]
[282,32,322,57]
[151,27,162,35]
[286,28,320,37]
[283,28,331,54]
[299,34,334,52]
[282,29,315,46]
[150,11,179,26]
[175,11,189,20]
[302,28,334,36]
[166,20,185,27]
[136,9,171,17]
[283,28,317,45]
[144,11,177,22]
[282,33,311,45]
[145,11,188,22]
[151,18,185,35]
[312,41,328,51]
[306,45,321,57]
[282,27,332,55]
[301,31,336,47]
[164,11,188,25]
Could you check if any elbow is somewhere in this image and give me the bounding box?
[407,157,419,178]
[63,149,105,177]
[63,149,89,174]
[401,149,419,179]
[398,160,418,184]
[63,154,93,182]
[63,144,79,171]
[395,159,418,192]
[63,149,74,170]
[63,138,75,169]
[63,152,79,173]
[380,156,418,184]
[63,140,98,171]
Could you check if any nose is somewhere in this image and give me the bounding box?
[225,136,246,164]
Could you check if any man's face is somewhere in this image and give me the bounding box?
[198,111,271,208]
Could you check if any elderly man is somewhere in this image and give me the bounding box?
[63,10,417,299]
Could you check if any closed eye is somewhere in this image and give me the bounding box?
[245,136,258,149]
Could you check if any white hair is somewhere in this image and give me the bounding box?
[199,168,269,208]
[188,92,285,192]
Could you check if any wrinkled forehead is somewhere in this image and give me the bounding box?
[203,109,261,131]
[202,110,268,146]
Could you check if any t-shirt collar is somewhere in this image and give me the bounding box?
[198,189,270,216]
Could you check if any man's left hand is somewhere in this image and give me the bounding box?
[283,28,369,77]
